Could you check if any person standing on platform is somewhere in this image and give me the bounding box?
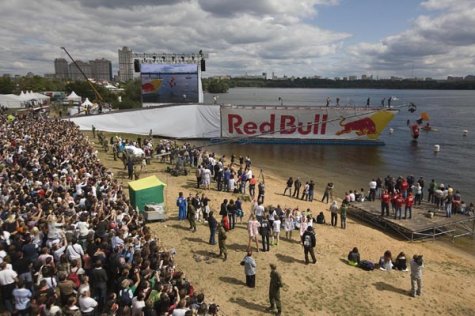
[369,179,377,201]
[218,223,227,261]
[395,193,404,220]
[381,190,390,216]
[418,177,425,201]
[293,177,301,199]
[177,192,187,220]
[330,201,339,227]
[301,226,317,264]
[268,264,283,315]
[405,192,415,219]
[240,251,256,288]
[208,211,217,245]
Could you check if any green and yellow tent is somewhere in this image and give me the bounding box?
[128,176,166,212]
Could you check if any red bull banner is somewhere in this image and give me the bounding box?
[220,106,396,140]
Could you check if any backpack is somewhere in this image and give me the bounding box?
[67,270,80,289]
[303,234,312,247]
[119,288,133,306]
[359,260,375,271]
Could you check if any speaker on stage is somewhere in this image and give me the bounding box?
[134,59,141,72]
[201,59,206,71]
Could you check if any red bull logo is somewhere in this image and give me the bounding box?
[227,113,327,136]
[336,117,377,136]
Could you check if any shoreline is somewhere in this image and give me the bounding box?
[89,130,475,316]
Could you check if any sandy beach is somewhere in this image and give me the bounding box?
[89,132,475,316]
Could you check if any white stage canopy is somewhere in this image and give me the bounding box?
[69,104,221,138]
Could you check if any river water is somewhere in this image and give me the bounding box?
[200,88,475,205]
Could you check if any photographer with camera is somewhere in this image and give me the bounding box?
[410,255,424,297]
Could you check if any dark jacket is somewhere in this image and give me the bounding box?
[260,219,270,236]
[301,230,316,248]
[208,215,217,230]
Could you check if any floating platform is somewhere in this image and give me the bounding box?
[348,200,475,241]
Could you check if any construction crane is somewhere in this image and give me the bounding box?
[61,46,104,113]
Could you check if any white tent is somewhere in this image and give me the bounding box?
[81,98,93,107]
[67,91,81,102]
[0,94,23,108]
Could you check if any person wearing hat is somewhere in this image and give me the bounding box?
[301,226,317,264]
[268,264,283,315]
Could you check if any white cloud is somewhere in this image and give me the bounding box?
[344,0,475,78]
[1,0,474,78]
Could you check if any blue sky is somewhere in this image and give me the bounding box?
[0,0,474,79]
[315,0,426,43]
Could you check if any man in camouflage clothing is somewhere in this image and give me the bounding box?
[218,223,227,261]
[268,263,283,315]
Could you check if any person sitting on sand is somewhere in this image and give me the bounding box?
[315,212,326,224]
[394,252,408,271]
[379,250,393,271]
[347,247,360,266]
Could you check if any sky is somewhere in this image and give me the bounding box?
[0,0,474,79]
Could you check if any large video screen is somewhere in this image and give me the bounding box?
[141,64,199,104]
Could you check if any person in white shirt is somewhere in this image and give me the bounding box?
[79,289,98,314]
[12,280,32,315]
[172,298,189,316]
[272,215,281,246]
[66,240,85,268]
[369,179,377,201]
[131,293,147,316]
[0,262,18,312]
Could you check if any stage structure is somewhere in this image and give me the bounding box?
[132,51,208,105]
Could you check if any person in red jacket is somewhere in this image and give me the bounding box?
[405,192,415,219]
[395,193,404,220]
[381,190,391,217]
[401,179,409,198]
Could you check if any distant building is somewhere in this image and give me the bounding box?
[464,75,475,81]
[447,76,463,81]
[118,46,134,82]
[348,75,357,81]
[69,60,92,81]
[54,58,69,80]
[91,58,112,81]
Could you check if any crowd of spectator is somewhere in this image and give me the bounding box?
[0,111,218,315]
